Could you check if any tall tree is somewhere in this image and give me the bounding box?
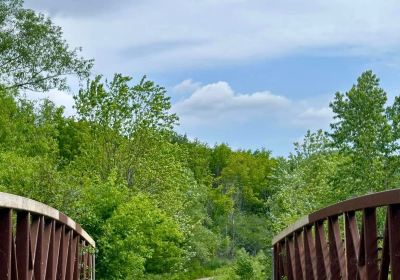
[0,0,92,91]
[329,70,394,192]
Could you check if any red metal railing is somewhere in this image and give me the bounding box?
[0,192,95,280]
[272,189,400,280]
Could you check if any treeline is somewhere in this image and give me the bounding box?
[2,1,400,279]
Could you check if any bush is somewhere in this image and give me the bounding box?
[98,193,186,279]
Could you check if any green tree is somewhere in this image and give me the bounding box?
[74,74,178,136]
[73,74,179,181]
[329,70,395,193]
[98,194,186,279]
[0,0,92,91]
[210,144,232,177]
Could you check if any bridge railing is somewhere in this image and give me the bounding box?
[0,192,95,280]
[272,189,400,280]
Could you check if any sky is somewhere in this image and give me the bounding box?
[24,0,400,156]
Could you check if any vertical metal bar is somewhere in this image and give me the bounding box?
[363,208,378,280]
[92,253,95,280]
[29,215,40,280]
[303,226,315,280]
[314,221,328,279]
[357,219,366,280]
[66,233,78,280]
[345,211,359,279]
[294,232,304,280]
[298,231,307,279]
[82,241,88,280]
[0,209,12,280]
[87,254,92,280]
[16,212,30,280]
[328,216,346,279]
[278,241,286,278]
[378,210,389,280]
[57,226,71,280]
[286,237,294,280]
[46,221,62,280]
[273,244,278,280]
[388,204,400,279]
[276,242,285,279]
[73,236,80,280]
[11,233,18,280]
[34,217,52,280]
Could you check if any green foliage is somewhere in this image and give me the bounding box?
[71,171,128,240]
[329,70,397,193]
[0,151,66,207]
[0,0,92,91]
[330,71,391,156]
[98,194,186,279]
[219,149,275,213]
[214,249,267,280]
[74,74,178,136]
[234,249,266,280]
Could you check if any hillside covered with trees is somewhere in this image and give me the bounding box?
[1,1,400,279]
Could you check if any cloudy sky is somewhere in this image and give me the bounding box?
[25,0,400,155]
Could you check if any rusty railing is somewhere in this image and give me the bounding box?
[0,192,95,280]
[272,189,400,280]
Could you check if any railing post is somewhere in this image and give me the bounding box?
[272,245,276,280]
[0,209,12,280]
[363,207,378,279]
[388,204,400,279]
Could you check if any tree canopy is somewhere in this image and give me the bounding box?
[0,0,92,91]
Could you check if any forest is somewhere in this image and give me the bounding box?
[1,1,400,279]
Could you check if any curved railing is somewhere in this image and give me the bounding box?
[0,192,95,280]
[272,189,400,280]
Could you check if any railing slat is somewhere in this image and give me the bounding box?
[314,221,329,279]
[388,204,400,279]
[288,237,297,280]
[46,221,62,280]
[345,211,359,279]
[328,216,346,279]
[66,233,78,280]
[357,220,366,279]
[303,227,316,280]
[29,214,40,279]
[0,209,12,280]
[73,236,81,280]
[11,232,18,280]
[294,232,305,280]
[378,210,390,280]
[16,212,30,280]
[363,208,378,279]
[57,226,71,280]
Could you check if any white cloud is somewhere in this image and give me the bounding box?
[24,0,400,75]
[298,107,333,120]
[292,107,334,128]
[173,79,201,94]
[172,80,332,129]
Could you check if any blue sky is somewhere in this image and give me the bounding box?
[25,0,400,156]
